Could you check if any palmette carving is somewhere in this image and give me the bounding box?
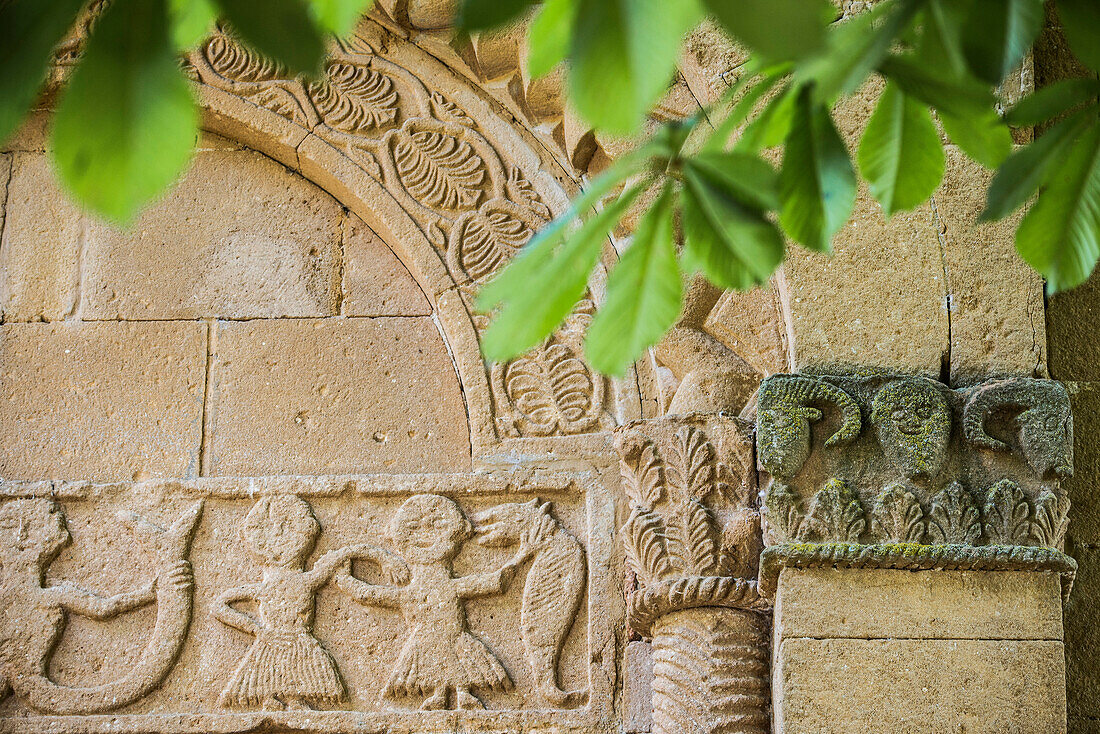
[756,373,1074,552]
[387,124,486,211]
[310,61,399,133]
[0,499,202,714]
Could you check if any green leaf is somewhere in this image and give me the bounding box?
[309,0,375,37]
[879,55,997,118]
[704,0,830,63]
[0,0,86,144]
[1016,125,1100,292]
[940,109,1013,169]
[701,67,786,154]
[569,0,703,134]
[735,83,799,153]
[479,184,646,362]
[778,89,857,251]
[459,0,535,31]
[689,151,780,211]
[921,0,968,78]
[983,112,1092,221]
[585,186,681,375]
[215,0,327,75]
[859,82,945,215]
[170,0,218,51]
[1056,0,1100,72]
[1005,78,1100,127]
[959,0,1043,84]
[527,0,575,78]
[680,157,786,290]
[798,0,921,106]
[51,0,198,224]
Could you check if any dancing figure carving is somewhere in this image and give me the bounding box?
[474,498,588,708]
[335,494,531,710]
[0,498,203,714]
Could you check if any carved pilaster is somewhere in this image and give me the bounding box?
[615,414,769,734]
[755,373,1076,589]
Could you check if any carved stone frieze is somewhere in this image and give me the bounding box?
[0,472,611,733]
[615,414,769,734]
[756,374,1074,552]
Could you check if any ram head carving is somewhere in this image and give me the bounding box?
[963,379,1073,479]
[757,376,862,479]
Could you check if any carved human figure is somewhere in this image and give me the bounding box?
[335,493,532,710]
[870,377,952,479]
[214,495,372,710]
[0,498,202,715]
[473,498,588,707]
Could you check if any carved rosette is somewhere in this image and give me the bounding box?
[615,414,769,734]
[755,373,1076,594]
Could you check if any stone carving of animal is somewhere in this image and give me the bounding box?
[963,378,1073,479]
[473,498,587,708]
[757,375,862,479]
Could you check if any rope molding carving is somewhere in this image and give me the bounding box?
[758,542,1078,602]
[628,575,768,637]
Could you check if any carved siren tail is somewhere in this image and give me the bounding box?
[12,503,203,715]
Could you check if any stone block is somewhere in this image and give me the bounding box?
[340,214,432,316]
[0,153,82,321]
[774,637,1067,734]
[81,150,342,320]
[779,183,948,376]
[1048,267,1100,382]
[938,146,1047,385]
[1066,382,1100,543]
[623,640,654,733]
[0,322,206,480]
[775,568,1063,641]
[1066,543,1100,720]
[205,317,471,476]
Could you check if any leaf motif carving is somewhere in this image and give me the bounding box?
[800,479,865,543]
[431,91,474,127]
[665,499,717,576]
[870,484,926,543]
[619,437,665,511]
[762,482,804,544]
[1030,489,1070,548]
[455,208,533,282]
[204,33,282,82]
[391,128,485,210]
[506,166,552,220]
[927,482,981,545]
[982,479,1032,545]
[665,426,716,503]
[503,341,598,435]
[311,61,398,133]
[622,508,671,584]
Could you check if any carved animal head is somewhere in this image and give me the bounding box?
[389,493,472,563]
[473,498,550,548]
[242,495,320,568]
[870,377,952,479]
[0,498,71,568]
[963,379,1073,479]
[756,376,862,478]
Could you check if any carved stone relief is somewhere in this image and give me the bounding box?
[0,472,609,733]
[615,415,769,734]
[757,374,1073,549]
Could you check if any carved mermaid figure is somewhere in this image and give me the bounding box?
[214,494,374,710]
[0,498,203,715]
[474,498,588,708]
[335,493,532,710]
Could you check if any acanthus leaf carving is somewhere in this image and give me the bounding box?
[982,479,1032,545]
[431,91,475,127]
[623,507,672,585]
[494,339,602,437]
[618,435,665,511]
[505,166,552,221]
[799,479,865,543]
[665,499,718,577]
[666,426,718,504]
[448,203,535,283]
[310,60,399,133]
[870,484,926,544]
[927,482,981,545]
[388,123,486,211]
[762,481,804,545]
[1030,489,1070,548]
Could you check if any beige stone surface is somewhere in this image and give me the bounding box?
[1048,268,1100,382]
[81,150,343,320]
[0,472,611,730]
[0,321,206,480]
[775,637,1067,734]
[0,153,82,321]
[937,145,1047,385]
[704,285,789,376]
[205,317,471,476]
[623,640,653,733]
[340,214,432,316]
[776,568,1063,641]
[779,183,949,376]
